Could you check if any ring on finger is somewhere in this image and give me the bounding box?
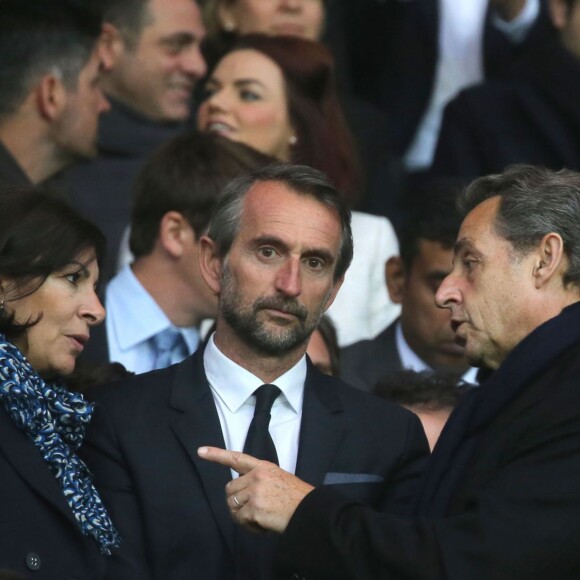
[233,494,242,508]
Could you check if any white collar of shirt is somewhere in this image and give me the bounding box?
[106,264,199,354]
[395,321,478,384]
[203,333,305,414]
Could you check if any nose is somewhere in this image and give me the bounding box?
[200,86,230,119]
[180,45,207,81]
[435,273,461,310]
[275,259,302,297]
[81,289,106,327]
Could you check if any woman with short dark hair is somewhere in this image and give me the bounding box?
[0,188,119,578]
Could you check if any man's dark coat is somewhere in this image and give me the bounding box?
[277,302,580,580]
[81,350,429,579]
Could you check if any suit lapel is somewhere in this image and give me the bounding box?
[0,405,80,531]
[168,352,236,557]
[358,322,402,390]
[295,362,346,486]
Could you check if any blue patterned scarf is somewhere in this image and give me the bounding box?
[0,335,121,555]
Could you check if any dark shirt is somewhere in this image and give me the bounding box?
[432,38,580,180]
[60,99,186,278]
[0,140,32,191]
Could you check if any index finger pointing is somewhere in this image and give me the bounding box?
[198,446,261,475]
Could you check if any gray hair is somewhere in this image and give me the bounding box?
[459,164,580,286]
[207,163,353,281]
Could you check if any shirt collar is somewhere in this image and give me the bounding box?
[395,321,477,384]
[203,333,305,414]
[106,265,199,353]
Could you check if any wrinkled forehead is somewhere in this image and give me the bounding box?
[456,196,501,245]
[238,181,342,248]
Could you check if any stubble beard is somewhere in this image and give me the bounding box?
[219,263,329,356]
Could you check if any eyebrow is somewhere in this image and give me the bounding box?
[207,78,266,90]
[252,235,336,264]
[66,260,90,275]
[160,32,198,46]
[453,238,472,256]
[426,269,450,281]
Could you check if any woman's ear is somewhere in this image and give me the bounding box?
[218,1,237,32]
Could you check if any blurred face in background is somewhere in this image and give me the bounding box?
[387,239,470,374]
[104,0,207,121]
[197,49,296,160]
[53,48,110,163]
[218,0,324,40]
[549,0,580,60]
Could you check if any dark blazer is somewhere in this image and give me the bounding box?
[0,140,32,191]
[325,0,551,156]
[81,318,109,366]
[432,38,580,180]
[81,349,429,579]
[340,321,402,392]
[0,405,106,579]
[276,302,580,579]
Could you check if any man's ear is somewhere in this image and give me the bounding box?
[198,235,222,295]
[385,256,406,304]
[548,0,569,30]
[533,232,566,289]
[99,22,125,69]
[36,73,67,122]
[158,211,193,258]
[322,275,345,312]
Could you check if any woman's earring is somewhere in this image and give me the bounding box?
[223,21,235,32]
[0,297,6,316]
[289,135,298,146]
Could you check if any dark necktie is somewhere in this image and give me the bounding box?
[243,384,281,465]
[238,385,282,579]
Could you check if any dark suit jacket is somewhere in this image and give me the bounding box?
[276,302,580,580]
[58,99,185,280]
[340,321,402,392]
[324,0,551,156]
[432,39,580,180]
[0,140,32,191]
[81,349,429,579]
[80,318,109,365]
[0,406,106,579]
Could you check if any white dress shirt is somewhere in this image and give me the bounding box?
[395,321,478,384]
[106,265,200,373]
[204,334,305,478]
[327,211,401,347]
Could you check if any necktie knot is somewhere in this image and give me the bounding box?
[243,384,281,465]
[253,384,281,415]
[151,327,187,369]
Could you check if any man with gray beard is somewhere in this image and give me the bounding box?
[81,163,429,579]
